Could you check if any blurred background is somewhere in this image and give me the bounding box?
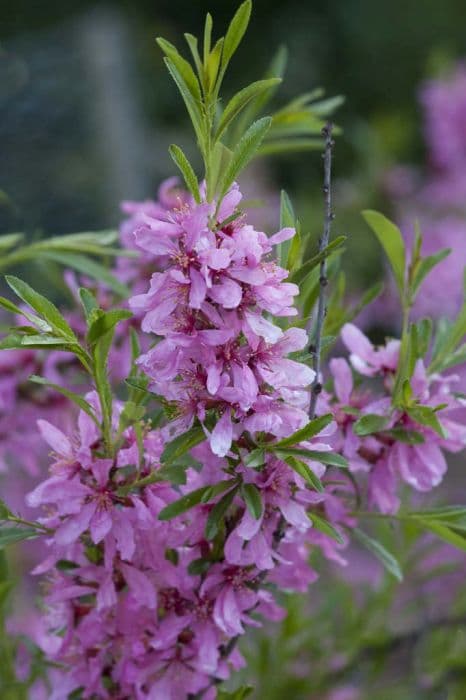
[2,0,466,297]
[2,3,466,699]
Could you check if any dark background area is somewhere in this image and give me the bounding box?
[1,0,466,270]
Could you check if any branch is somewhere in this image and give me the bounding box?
[309,122,335,419]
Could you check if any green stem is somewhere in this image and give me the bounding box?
[6,515,51,533]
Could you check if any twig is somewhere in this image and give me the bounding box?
[309,122,335,419]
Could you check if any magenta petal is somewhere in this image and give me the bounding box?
[55,502,95,545]
[210,411,233,457]
[189,268,207,309]
[120,563,156,609]
[90,508,113,544]
[37,419,73,458]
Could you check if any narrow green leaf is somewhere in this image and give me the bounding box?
[205,487,238,539]
[406,404,444,438]
[0,232,23,251]
[415,519,466,552]
[159,486,211,521]
[29,375,100,426]
[200,479,238,503]
[411,248,451,300]
[290,236,347,284]
[275,447,348,469]
[0,527,40,549]
[184,33,204,81]
[161,425,206,464]
[353,527,403,581]
[203,12,213,65]
[258,137,323,156]
[0,295,52,332]
[36,251,130,297]
[215,79,281,140]
[280,189,295,229]
[234,45,287,136]
[353,413,390,437]
[217,685,253,700]
[243,447,266,468]
[79,288,98,319]
[273,414,333,448]
[283,456,324,492]
[5,275,77,340]
[87,309,132,346]
[218,117,272,199]
[163,57,205,147]
[309,512,344,543]
[386,427,424,444]
[241,483,263,519]
[156,38,202,101]
[221,0,252,70]
[362,210,406,296]
[169,144,200,203]
[411,318,432,361]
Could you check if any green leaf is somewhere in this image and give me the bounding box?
[29,375,100,426]
[203,13,213,65]
[184,33,203,81]
[258,137,323,156]
[290,236,347,284]
[169,144,200,203]
[415,519,466,552]
[159,485,211,521]
[221,0,252,71]
[87,308,133,346]
[36,251,130,297]
[362,210,406,296]
[217,686,253,700]
[0,527,40,549]
[215,79,281,140]
[79,288,98,319]
[283,456,324,492]
[280,189,295,229]
[200,479,239,503]
[0,295,52,332]
[243,447,266,468]
[353,413,390,437]
[275,447,348,469]
[0,500,13,519]
[0,232,23,251]
[205,38,224,94]
[409,505,466,521]
[411,318,432,362]
[5,275,77,340]
[241,483,263,519]
[353,527,403,581]
[36,230,118,250]
[386,427,424,444]
[159,480,236,521]
[218,117,272,199]
[233,45,287,136]
[273,414,334,448]
[163,57,205,148]
[205,486,238,539]
[410,248,451,300]
[406,404,444,438]
[309,512,344,544]
[118,400,146,432]
[156,38,202,102]
[161,425,206,464]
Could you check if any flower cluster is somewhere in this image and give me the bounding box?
[321,323,466,513]
[130,183,313,449]
[22,185,354,699]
